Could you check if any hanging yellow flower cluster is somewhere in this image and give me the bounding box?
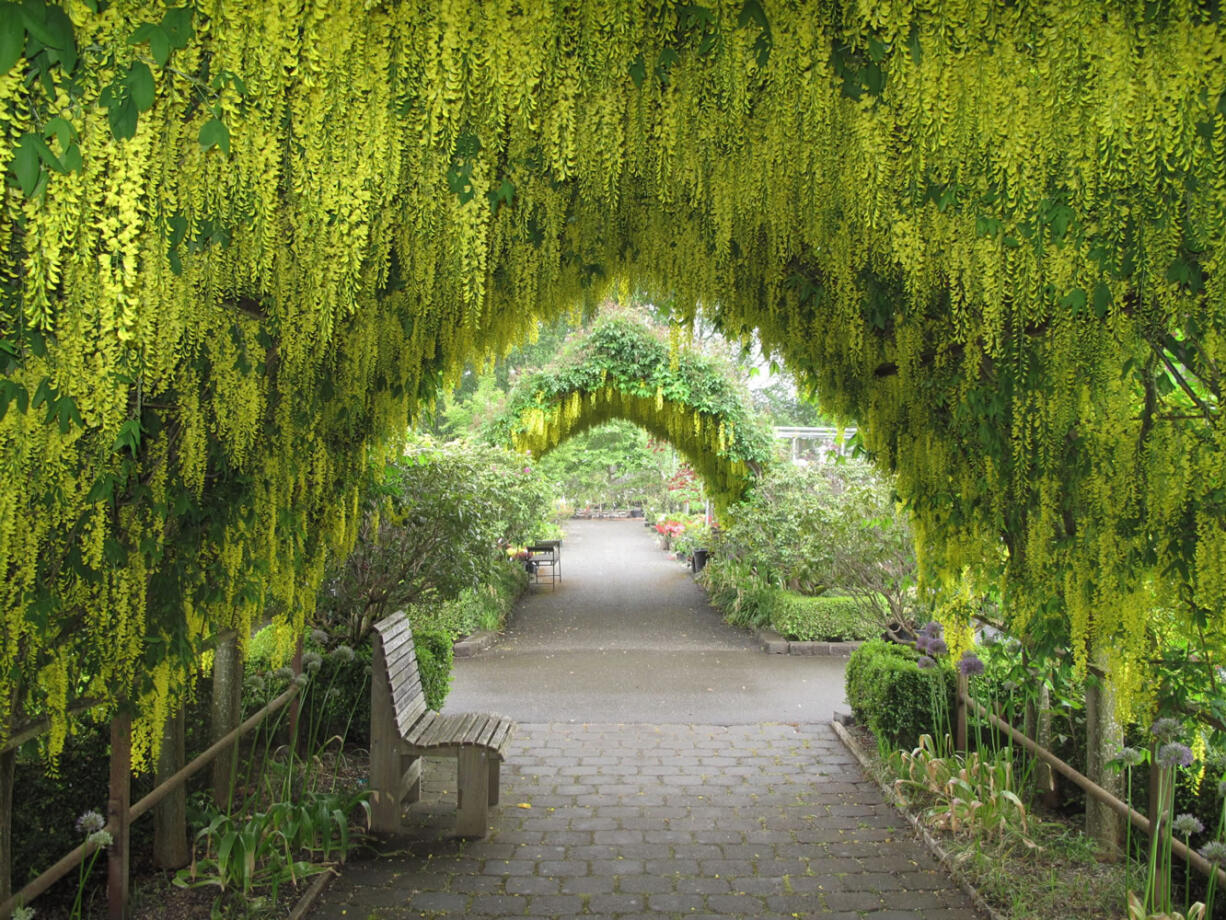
[1,0,1224,757]
[487,315,773,513]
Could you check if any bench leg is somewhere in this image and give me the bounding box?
[488,757,500,806]
[456,748,490,837]
[401,754,423,804]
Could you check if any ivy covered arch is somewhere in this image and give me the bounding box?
[1,0,1224,757]
[486,316,773,510]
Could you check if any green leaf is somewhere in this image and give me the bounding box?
[60,142,81,173]
[29,132,62,173]
[628,53,645,88]
[12,132,41,196]
[30,376,54,410]
[127,61,155,110]
[1060,287,1087,316]
[113,418,143,456]
[86,473,116,504]
[108,94,139,140]
[55,393,82,433]
[737,0,768,30]
[1166,258,1192,286]
[1092,281,1111,319]
[166,213,188,247]
[453,131,481,159]
[42,115,73,149]
[906,23,922,65]
[487,177,515,212]
[863,62,883,95]
[198,117,230,154]
[0,4,24,74]
[20,5,57,49]
[161,6,193,49]
[0,379,26,422]
[42,4,74,71]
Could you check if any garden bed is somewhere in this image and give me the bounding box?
[833,719,1130,920]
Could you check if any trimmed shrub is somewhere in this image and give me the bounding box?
[845,639,955,749]
[768,591,879,642]
[413,628,454,711]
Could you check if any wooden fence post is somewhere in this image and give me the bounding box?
[153,708,188,869]
[107,713,131,920]
[0,747,14,909]
[210,634,243,806]
[1085,661,1124,855]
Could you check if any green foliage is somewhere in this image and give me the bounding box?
[698,557,773,629]
[412,628,454,712]
[174,787,368,912]
[487,313,774,511]
[889,734,1034,844]
[408,560,527,641]
[714,460,916,637]
[537,420,667,510]
[845,639,955,750]
[316,437,552,645]
[768,591,879,642]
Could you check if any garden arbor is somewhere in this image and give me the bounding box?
[0,0,1223,818]
[486,316,774,511]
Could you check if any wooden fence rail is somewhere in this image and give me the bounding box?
[0,680,302,920]
[954,689,1226,892]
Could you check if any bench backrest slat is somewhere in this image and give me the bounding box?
[373,611,428,736]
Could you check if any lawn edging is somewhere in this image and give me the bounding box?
[755,628,864,657]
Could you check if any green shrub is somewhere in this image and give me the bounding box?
[768,591,879,642]
[299,645,373,748]
[845,639,955,750]
[699,557,773,629]
[409,560,527,640]
[413,628,454,711]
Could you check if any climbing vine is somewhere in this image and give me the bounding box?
[1,0,1224,758]
[486,315,773,511]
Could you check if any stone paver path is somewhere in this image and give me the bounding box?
[312,521,983,919]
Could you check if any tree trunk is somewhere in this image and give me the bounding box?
[1085,660,1124,856]
[210,635,243,807]
[1024,681,1058,809]
[152,708,189,869]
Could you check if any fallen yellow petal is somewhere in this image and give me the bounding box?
[516,802,532,809]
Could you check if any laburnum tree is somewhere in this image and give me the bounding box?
[0,0,1222,768]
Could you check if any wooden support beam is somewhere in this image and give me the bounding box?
[210,634,243,807]
[0,748,13,909]
[153,708,188,869]
[107,714,131,920]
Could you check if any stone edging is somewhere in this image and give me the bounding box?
[453,630,497,657]
[830,719,1007,920]
[755,628,863,657]
[288,865,337,920]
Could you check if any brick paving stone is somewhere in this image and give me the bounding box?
[310,722,986,919]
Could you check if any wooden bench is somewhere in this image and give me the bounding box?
[369,612,515,837]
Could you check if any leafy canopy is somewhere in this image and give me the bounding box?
[1,0,1224,754]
